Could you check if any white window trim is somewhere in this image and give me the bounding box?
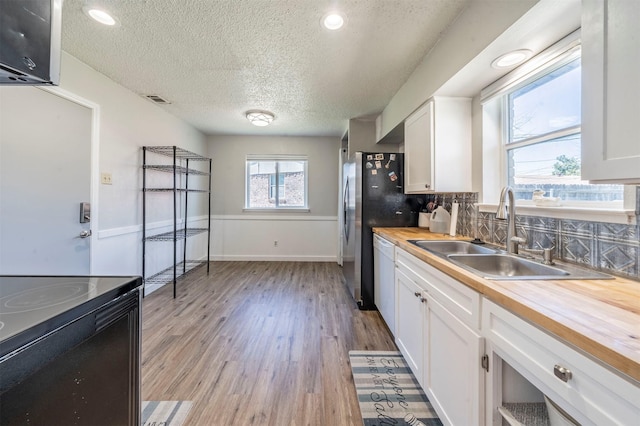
[481,30,581,103]
[478,204,636,225]
[244,155,309,211]
[479,30,636,224]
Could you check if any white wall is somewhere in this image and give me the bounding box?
[1,51,342,291]
[56,52,208,278]
[378,0,538,139]
[207,135,340,261]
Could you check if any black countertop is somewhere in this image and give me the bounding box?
[0,275,142,358]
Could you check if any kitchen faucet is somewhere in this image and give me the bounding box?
[495,186,525,254]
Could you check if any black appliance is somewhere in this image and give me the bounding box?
[342,152,424,309]
[0,0,62,85]
[0,275,142,425]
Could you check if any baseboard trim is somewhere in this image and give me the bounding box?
[143,283,164,296]
[210,255,337,262]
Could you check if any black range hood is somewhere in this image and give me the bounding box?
[0,0,62,85]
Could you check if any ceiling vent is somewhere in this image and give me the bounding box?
[144,94,171,104]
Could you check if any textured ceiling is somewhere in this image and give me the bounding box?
[61,0,469,137]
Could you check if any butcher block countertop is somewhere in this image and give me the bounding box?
[373,227,640,384]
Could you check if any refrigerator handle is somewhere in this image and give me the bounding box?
[343,179,349,242]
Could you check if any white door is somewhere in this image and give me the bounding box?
[395,268,426,387]
[404,100,433,193]
[0,86,92,274]
[426,297,484,426]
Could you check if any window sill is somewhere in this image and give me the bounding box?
[478,203,636,225]
[243,208,310,213]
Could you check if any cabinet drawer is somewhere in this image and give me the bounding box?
[396,248,480,330]
[483,298,640,426]
[396,248,431,291]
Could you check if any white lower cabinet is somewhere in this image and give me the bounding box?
[395,248,484,425]
[391,244,638,426]
[483,298,640,426]
[426,296,484,426]
[395,266,427,388]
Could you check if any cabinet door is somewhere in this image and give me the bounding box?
[404,101,433,193]
[431,97,472,192]
[582,0,640,183]
[395,268,426,387]
[483,298,640,426]
[426,297,484,426]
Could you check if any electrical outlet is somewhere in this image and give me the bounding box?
[274,240,278,247]
[101,172,113,185]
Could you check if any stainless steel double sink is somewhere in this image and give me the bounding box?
[408,240,612,280]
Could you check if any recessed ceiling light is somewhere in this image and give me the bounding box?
[82,5,119,26]
[322,12,345,30]
[491,49,532,69]
[246,110,275,127]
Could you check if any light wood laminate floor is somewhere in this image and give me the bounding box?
[141,261,397,425]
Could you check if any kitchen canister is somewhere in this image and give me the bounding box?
[429,206,451,234]
[418,212,431,228]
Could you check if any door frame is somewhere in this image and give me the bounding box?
[337,147,344,266]
[40,86,100,274]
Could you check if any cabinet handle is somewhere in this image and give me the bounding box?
[553,364,572,382]
[420,297,427,303]
[425,184,430,189]
[414,291,421,297]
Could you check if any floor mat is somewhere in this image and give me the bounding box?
[142,400,192,426]
[349,350,442,426]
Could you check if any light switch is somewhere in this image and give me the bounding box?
[101,172,113,185]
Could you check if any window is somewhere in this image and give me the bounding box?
[269,173,285,200]
[245,156,308,209]
[483,36,624,206]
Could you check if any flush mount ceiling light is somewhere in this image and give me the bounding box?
[82,5,119,26]
[246,110,275,127]
[322,12,346,30]
[491,49,532,69]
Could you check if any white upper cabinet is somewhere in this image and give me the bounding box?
[581,0,640,183]
[404,97,472,193]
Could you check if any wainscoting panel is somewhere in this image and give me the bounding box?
[210,215,338,261]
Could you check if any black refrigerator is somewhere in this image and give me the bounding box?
[341,152,424,310]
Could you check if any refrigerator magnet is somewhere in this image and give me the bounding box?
[366,161,373,169]
[371,169,378,175]
[375,153,384,160]
[375,160,382,169]
[385,159,391,168]
[367,154,373,160]
[388,171,398,181]
[390,154,396,161]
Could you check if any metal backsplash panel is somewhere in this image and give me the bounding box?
[438,191,639,281]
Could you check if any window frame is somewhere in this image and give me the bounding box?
[503,55,591,200]
[479,30,636,224]
[244,155,309,211]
